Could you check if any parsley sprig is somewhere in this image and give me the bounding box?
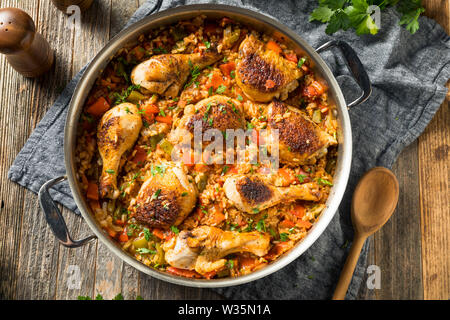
[310,0,425,35]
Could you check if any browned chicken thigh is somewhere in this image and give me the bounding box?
[130,162,197,229]
[266,100,337,166]
[169,95,245,142]
[163,226,270,275]
[223,174,320,213]
[98,103,142,199]
[235,34,303,102]
[131,51,222,97]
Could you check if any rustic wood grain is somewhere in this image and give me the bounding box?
[419,0,450,301]
[0,0,54,300]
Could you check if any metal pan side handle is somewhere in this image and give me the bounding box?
[316,40,372,108]
[38,176,96,248]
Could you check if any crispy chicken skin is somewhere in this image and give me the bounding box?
[168,95,245,147]
[223,174,320,213]
[131,162,197,229]
[267,100,337,166]
[235,34,303,102]
[163,226,270,275]
[131,51,222,97]
[98,103,142,199]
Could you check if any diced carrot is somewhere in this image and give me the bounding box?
[296,220,312,229]
[239,257,260,272]
[219,61,236,78]
[279,219,296,228]
[81,173,88,187]
[290,204,306,219]
[278,168,295,185]
[86,97,110,117]
[228,165,239,174]
[107,227,117,238]
[144,104,160,114]
[115,219,125,226]
[266,40,282,54]
[119,232,129,243]
[166,267,203,279]
[209,73,227,90]
[194,163,209,172]
[132,46,145,60]
[155,115,173,124]
[284,52,298,63]
[311,81,325,95]
[303,81,325,98]
[210,204,225,225]
[86,182,99,200]
[132,145,147,164]
[152,228,165,240]
[265,79,276,89]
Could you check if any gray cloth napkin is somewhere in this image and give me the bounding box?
[8,0,450,300]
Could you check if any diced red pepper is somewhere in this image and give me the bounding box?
[86,97,110,117]
[219,61,236,78]
[132,146,147,164]
[86,182,99,200]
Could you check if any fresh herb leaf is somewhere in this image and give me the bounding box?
[171,226,180,234]
[136,248,156,255]
[216,84,227,94]
[279,232,290,242]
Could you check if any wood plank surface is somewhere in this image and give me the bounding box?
[0,0,448,300]
[419,0,450,301]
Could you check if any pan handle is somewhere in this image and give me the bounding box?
[39,176,96,248]
[316,40,372,108]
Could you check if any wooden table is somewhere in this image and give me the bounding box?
[0,0,448,300]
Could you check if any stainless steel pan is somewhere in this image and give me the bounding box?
[39,4,371,288]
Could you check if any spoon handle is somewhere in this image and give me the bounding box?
[332,233,367,300]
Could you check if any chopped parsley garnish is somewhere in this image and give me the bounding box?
[255,214,267,233]
[227,260,234,269]
[184,60,201,89]
[279,232,289,242]
[106,169,115,174]
[136,248,156,255]
[204,41,211,49]
[170,226,180,234]
[208,86,213,96]
[230,70,235,79]
[297,57,306,68]
[237,94,243,101]
[221,165,229,176]
[114,84,141,105]
[151,189,161,200]
[316,178,333,186]
[143,228,152,241]
[216,84,227,94]
[296,174,306,183]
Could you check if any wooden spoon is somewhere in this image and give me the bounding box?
[332,167,399,300]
